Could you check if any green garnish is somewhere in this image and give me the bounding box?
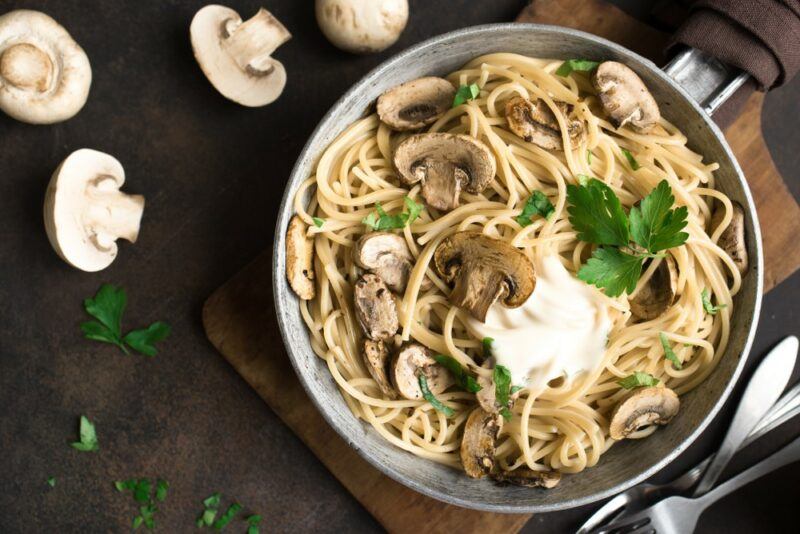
[701,288,726,315]
[587,149,594,165]
[629,180,689,253]
[71,415,98,452]
[515,191,555,227]
[577,246,644,298]
[621,148,641,170]
[567,179,630,247]
[362,196,423,231]
[134,479,151,503]
[47,477,56,487]
[312,217,325,228]
[576,174,590,186]
[115,478,166,530]
[482,337,494,356]
[137,503,157,530]
[418,375,454,417]
[659,333,683,370]
[197,493,221,527]
[433,354,482,393]
[155,479,169,502]
[555,59,600,77]
[494,365,513,421]
[510,385,523,394]
[203,493,221,508]
[453,83,480,107]
[247,515,262,534]
[617,371,660,389]
[213,502,242,530]
[81,284,171,356]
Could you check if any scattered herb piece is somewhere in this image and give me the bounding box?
[659,333,683,370]
[555,59,600,77]
[138,503,157,529]
[197,493,221,527]
[482,337,494,356]
[418,375,454,417]
[515,191,555,227]
[213,502,242,530]
[247,515,262,534]
[155,479,169,502]
[576,173,590,186]
[71,415,98,452]
[115,479,136,492]
[587,149,594,165]
[312,217,325,228]
[629,180,689,253]
[494,365,513,421]
[123,322,171,357]
[116,478,167,530]
[133,516,144,530]
[510,385,523,394]
[577,246,644,298]
[617,371,660,389]
[620,148,640,170]
[134,479,151,503]
[362,196,422,231]
[701,288,726,315]
[453,83,480,107]
[203,493,221,509]
[47,477,56,487]
[434,354,482,393]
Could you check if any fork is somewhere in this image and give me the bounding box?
[592,433,800,534]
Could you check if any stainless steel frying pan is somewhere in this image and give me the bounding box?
[272,24,763,513]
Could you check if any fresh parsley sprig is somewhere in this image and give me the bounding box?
[453,83,480,107]
[659,333,683,370]
[516,191,555,227]
[418,375,454,417]
[362,196,423,231]
[433,354,482,393]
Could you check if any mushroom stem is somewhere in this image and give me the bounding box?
[84,180,144,244]
[0,43,54,92]
[223,9,290,75]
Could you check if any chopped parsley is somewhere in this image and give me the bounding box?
[434,354,482,393]
[482,337,494,356]
[659,333,683,370]
[155,479,169,502]
[213,502,242,530]
[71,415,98,452]
[197,493,221,527]
[494,365,513,421]
[362,196,423,231]
[701,288,726,315]
[555,59,600,77]
[587,149,594,165]
[617,371,660,389]
[515,191,555,227]
[453,83,480,107]
[620,148,640,170]
[47,477,56,487]
[247,515,262,534]
[418,375,454,417]
[115,478,167,530]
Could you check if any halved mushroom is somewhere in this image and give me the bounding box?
[362,339,397,399]
[286,215,316,300]
[44,149,143,272]
[460,407,502,478]
[354,273,399,340]
[434,232,535,322]
[492,467,561,488]
[190,5,291,107]
[354,232,414,293]
[711,201,748,275]
[377,77,455,131]
[390,342,453,400]
[393,133,496,212]
[505,96,584,150]
[0,10,91,124]
[629,256,677,320]
[592,61,660,133]
[609,386,679,440]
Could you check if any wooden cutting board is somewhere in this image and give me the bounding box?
[203,1,800,532]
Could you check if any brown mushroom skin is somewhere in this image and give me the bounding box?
[505,96,584,150]
[377,77,456,131]
[286,215,315,300]
[711,201,748,274]
[609,386,680,440]
[492,467,561,488]
[390,342,452,400]
[629,255,677,320]
[362,339,397,399]
[592,62,661,133]
[434,232,536,322]
[354,232,413,293]
[460,407,502,478]
[353,274,399,341]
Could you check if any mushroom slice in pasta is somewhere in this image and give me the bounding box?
[492,467,561,488]
[711,201,748,275]
[505,95,584,150]
[629,256,677,320]
[354,273,399,341]
[460,407,502,478]
[609,386,680,440]
[390,342,452,400]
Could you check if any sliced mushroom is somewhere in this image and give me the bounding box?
[592,61,660,133]
[190,5,291,107]
[629,255,677,320]
[475,371,521,415]
[354,232,414,293]
[354,273,399,340]
[315,0,408,55]
[434,232,535,322]
[492,467,561,488]
[393,133,496,212]
[286,215,315,300]
[460,407,502,478]
[609,386,679,440]
[0,10,92,124]
[711,201,748,275]
[377,77,455,131]
[43,149,143,272]
[362,339,397,399]
[505,96,584,150]
[390,342,453,400]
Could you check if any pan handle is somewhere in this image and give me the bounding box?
[664,48,749,116]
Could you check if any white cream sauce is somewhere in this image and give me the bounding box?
[467,255,612,388]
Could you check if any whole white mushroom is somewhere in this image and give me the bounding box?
[0,10,91,124]
[315,0,408,54]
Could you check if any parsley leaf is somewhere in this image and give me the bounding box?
[576,174,591,186]
[567,179,630,246]
[701,288,726,315]
[433,354,482,393]
[577,247,644,297]
[453,83,480,107]
[418,375,454,417]
[516,191,555,227]
[116,478,166,530]
[247,515,262,534]
[587,149,593,165]
[482,337,494,356]
[155,479,169,502]
[84,284,126,339]
[629,180,689,253]
[203,493,221,509]
[71,415,98,452]
[555,59,600,77]
[312,217,325,228]
[134,479,151,503]
[617,371,660,389]
[213,502,242,530]
[47,476,56,487]
[494,365,513,421]
[362,196,422,231]
[659,333,683,370]
[123,322,171,357]
[620,148,640,170]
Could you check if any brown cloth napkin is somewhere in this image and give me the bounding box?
[662,0,800,126]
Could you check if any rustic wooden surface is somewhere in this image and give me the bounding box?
[203,1,800,532]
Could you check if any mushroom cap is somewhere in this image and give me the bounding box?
[362,339,397,399]
[711,201,748,274]
[354,232,415,293]
[44,149,144,272]
[190,5,291,107]
[433,232,536,322]
[592,61,660,133]
[0,10,91,124]
[460,407,501,478]
[286,215,316,300]
[315,0,408,54]
[354,273,399,340]
[390,342,452,400]
[609,386,679,440]
[492,467,561,488]
[505,96,584,150]
[393,133,496,212]
[377,77,455,131]
[629,255,677,320]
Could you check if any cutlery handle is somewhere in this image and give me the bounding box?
[697,434,800,508]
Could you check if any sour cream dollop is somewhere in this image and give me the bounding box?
[467,255,612,388]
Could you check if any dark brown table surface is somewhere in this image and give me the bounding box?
[1,1,798,532]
